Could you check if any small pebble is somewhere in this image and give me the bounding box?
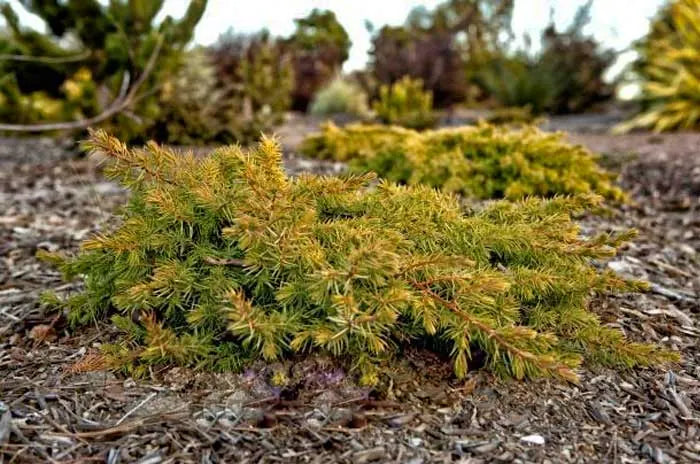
[520,434,545,445]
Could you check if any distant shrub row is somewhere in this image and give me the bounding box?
[362,1,615,115]
[0,0,632,145]
[2,0,691,142]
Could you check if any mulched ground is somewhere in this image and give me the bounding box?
[1,121,699,463]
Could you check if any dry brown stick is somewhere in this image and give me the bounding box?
[0,37,163,132]
[0,50,91,64]
[204,257,246,267]
[49,410,187,439]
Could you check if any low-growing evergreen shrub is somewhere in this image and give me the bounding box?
[41,130,676,384]
[300,122,626,201]
[309,76,370,118]
[373,77,436,130]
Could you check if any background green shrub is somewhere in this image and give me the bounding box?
[207,30,295,144]
[300,122,626,201]
[282,9,352,111]
[309,75,370,118]
[373,76,436,130]
[43,131,676,384]
[616,0,700,132]
[368,0,515,107]
[477,2,615,114]
[0,65,98,125]
[476,54,561,114]
[146,48,226,145]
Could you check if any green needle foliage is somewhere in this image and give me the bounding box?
[41,131,677,384]
[300,122,626,201]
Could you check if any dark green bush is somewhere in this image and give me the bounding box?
[476,54,561,114]
[300,122,626,201]
[42,131,676,384]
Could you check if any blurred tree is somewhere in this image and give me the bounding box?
[282,9,351,111]
[368,0,514,107]
[207,29,294,142]
[536,1,615,113]
[476,1,615,114]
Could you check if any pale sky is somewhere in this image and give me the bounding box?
[6,0,666,73]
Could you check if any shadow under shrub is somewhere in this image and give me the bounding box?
[300,122,626,201]
[41,131,677,384]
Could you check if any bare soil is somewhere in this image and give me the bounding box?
[1,119,698,463]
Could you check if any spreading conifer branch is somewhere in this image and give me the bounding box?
[41,131,678,384]
[410,279,579,382]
